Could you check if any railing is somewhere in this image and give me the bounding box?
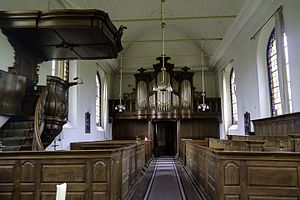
[109,96,221,117]
[33,86,48,151]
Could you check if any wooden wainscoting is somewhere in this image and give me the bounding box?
[180,118,219,139]
[112,119,148,140]
[252,112,300,136]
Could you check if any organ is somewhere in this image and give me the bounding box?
[134,56,194,119]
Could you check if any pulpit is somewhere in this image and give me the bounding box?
[0,9,124,150]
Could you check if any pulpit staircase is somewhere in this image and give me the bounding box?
[0,75,82,152]
[0,116,34,151]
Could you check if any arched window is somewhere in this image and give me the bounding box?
[267,29,282,116]
[62,60,69,81]
[96,72,101,126]
[63,60,69,120]
[283,32,293,113]
[230,68,238,124]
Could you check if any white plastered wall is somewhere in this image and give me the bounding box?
[0,33,14,71]
[42,60,114,150]
[216,0,300,135]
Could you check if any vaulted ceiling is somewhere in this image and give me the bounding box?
[1,0,250,73]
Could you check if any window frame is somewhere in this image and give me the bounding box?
[266,28,282,116]
[96,71,101,127]
[230,68,238,125]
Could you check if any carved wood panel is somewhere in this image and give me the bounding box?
[182,141,300,200]
[180,119,219,139]
[0,151,123,200]
[112,119,148,140]
[253,112,300,136]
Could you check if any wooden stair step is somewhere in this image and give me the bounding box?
[2,120,34,130]
[0,129,33,138]
[0,136,33,146]
[1,144,32,151]
[0,116,35,151]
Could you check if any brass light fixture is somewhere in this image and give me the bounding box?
[198,39,209,111]
[153,0,173,92]
[115,54,126,112]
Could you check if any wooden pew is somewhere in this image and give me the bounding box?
[207,138,265,151]
[70,140,153,199]
[179,139,207,165]
[70,140,153,165]
[230,135,294,151]
[0,150,123,200]
[0,140,152,200]
[181,140,300,200]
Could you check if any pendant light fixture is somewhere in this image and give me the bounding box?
[115,54,125,112]
[153,0,173,92]
[198,39,209,111]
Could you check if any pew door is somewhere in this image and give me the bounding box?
[154,121,177,157]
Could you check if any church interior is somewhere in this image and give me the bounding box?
[1,0,300,199]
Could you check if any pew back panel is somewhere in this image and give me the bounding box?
[183,141,300,200]
[70,140,151,199]
[0,150,122,200]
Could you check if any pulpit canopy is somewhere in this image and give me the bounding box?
[0,9,124,61]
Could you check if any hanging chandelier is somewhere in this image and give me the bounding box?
[115,54,126,112]
[198,39,209,111]
[153,0,173,93]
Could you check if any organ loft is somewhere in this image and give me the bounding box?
[1,1,300,200]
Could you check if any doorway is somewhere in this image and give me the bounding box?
[154,121,177,157]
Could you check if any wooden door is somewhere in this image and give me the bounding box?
[154,121,176,156]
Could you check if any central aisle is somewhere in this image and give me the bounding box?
[145,157,185,200]
[130,156,203,200]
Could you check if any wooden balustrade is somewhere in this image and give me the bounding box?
[109,97,221,119]
[33,86,48,151]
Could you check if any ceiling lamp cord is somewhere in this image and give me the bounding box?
[161,0,166,81]
[115,53,126,112]
[153,0,173,92]
[198,39,209,111]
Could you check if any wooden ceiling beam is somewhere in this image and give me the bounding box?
[123,37,222,43]
[112,15,236,23]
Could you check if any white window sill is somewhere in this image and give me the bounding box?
[229,124,238,130]
[96,126,104,132]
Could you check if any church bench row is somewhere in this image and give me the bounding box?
[70,140,153,171]
[0,141,150,200]
[181,140,300,200]
[70,140,153,199]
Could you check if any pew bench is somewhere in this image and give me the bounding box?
[181,140,300,200]
[70,140,153,199]
[0,140,151,200]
